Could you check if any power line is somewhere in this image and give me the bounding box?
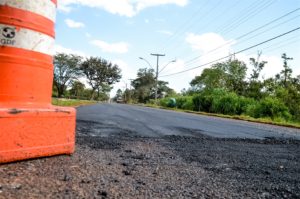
[164,0,242,53]
[160,26,300,77]
[218,0,278,36]
[162,0,260,52]
[158,0,211,50]
[185,13,300,68]
[256,36,300,54]
[215,0,274,34]
[215,0,264,32]
[234,13,300,47]
[174,0,279,63]
[181,8,300,67]
[160,0,279,62]
[244,33,300,57]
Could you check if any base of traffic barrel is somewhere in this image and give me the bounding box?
[0,106,76,164]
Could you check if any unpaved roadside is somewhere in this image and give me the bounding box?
[0,120,299,199]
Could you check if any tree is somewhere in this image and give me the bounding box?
[130,68,174,102]
[157,80,175,98]
[132,68,156,103]
[279,53,293,88]
[53,53,82,98]
[114,89,123,102]
[224,59,247,95]
[123,89,135,103]
[81,57,122,100]
[293,75,300,91]
[69,81,85,99]
[262,77,277,96]
[190,66,226,91]
[190,59,247,95]
[247,52,267,99]
[249,51,267,81]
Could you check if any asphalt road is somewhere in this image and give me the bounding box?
[1,103,299,198]
[77,103,300,140]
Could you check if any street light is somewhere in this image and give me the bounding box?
[159,59,176,74]
[138,55,176,103]
[139,57,154,70]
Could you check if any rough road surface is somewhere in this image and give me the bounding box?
[0,103,299,198]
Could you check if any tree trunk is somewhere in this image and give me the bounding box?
[90,89,96,100]
[56,84,64,98]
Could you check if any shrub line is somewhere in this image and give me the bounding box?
[142,104,300,129]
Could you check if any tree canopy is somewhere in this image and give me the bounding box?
[53,53,82,97]
[81,57,122,100]
[52,53,121,101]
[130,68,174,103]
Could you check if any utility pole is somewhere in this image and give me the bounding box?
[124,81,128,102]
[151,53,165,102]
[128,79,134,102]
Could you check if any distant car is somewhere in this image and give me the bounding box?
[116,97,124,103]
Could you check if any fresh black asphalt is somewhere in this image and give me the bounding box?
[77,103,300,140]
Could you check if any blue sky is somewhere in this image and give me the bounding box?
[55,0,300,95]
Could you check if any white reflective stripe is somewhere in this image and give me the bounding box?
[0,24,54,56]
[0,0,56,22]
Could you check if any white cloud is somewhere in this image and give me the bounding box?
[113,60,136,80]
[54,44,87,57]
[185,32,235,77]
[184,32,288,80]
[186,33,290,81]
[136,0,188,11]
[157,30,173,36]
[235,53,282,80]
[65,19,85,28]
[185,32,234,53]
[58,0,188,17]
[111,59,137,97]
[91,40,129,54]
[159,59,189,93]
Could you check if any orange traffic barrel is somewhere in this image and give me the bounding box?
[0,0,76,163]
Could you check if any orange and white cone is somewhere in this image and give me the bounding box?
[0,0,76,163]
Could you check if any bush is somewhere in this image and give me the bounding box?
[159,98,169,107]
[246,97,291,121]
[245,102,260,118]
[193,93,214,112]
[159,96,195,110]
[160,89,293,123]
[180,96,194,111]
[211,93,256,115]
[212,92,240,115]
[238,97,256,115]
[175,97,186,109]
[148,99,156,105]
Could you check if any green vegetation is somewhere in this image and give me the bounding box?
[152,53,300,126]
[144,103,300,129]
[113,68,175,104]
[52,53,122,101]
[114,52,300,126]
[52,98,97,107]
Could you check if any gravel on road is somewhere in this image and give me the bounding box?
[0,118,299,199]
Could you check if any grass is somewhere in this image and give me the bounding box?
[52,98,98,107]
[144,104,300,129]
